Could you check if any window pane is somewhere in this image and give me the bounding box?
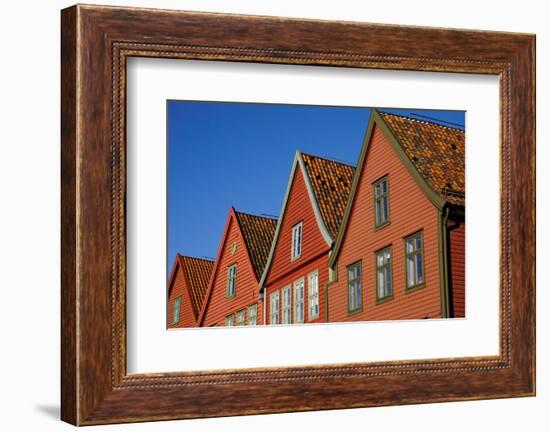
[416,253,424,282]
[416,236,422,249]
[382,179,387,193]
[377,270,384,297]
[382,197,388,222]
[386,266,392,295]
[406,239,414,253]
[407,256,415,287]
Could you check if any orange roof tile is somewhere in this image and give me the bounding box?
[300,152,356,239]
[177,254,214,318]
[234,211,278,279]
[379,112,465,206]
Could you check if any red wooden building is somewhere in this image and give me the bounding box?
[168,109,465,328]
[197,208,277,327]
[259,152,354,325]
[167,254,214,328]
[327,109,465,321]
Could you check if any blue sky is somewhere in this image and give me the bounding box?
[167,101,464,271]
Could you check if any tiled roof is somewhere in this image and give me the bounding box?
[234,211,278,279]
[300,152,356,239]
[379,112,465,206]
[177,254,214,318]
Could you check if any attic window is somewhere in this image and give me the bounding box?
[291,222,303,260]
[373,176,390,228]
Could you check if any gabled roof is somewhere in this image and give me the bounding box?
[300,153,355,239]
[197,207,277,325]
[328,109,466,268]
[167,254,214,320]
[259,151,355,290]
[234,211,278,280]
[379,111,465,206]
[178,254,214,318]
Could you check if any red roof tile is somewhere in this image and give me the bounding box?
[379,112,465,206]
[177,254,214,318]
[300,152,356,239]
[234,211,278,279]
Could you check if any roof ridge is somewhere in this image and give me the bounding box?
[177,253,215,263]
[378,110,465,133]
[234,209,278,220]
[300,151,356,168]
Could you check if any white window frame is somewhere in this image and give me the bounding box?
[247,304,258,326]
[282,285,292,324]
[291,222,303,260]
[405,231,425,289]
[227,264,237,297]
[172,296,182,324]
[308,270,319,320]
[225,314,234,326]
[270,291,280,325]
[376,247,393,300]
[235,309,245,326]
[294,278,305,324]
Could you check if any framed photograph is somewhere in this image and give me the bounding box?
[61,4,535,425]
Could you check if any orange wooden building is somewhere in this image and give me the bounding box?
[197,208,277,327]
[259,152,354,325]
[167,254,214,328]
[327,109,465,321]
[168,109,465,328]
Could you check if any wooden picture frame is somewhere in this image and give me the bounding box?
[61,4,535,425]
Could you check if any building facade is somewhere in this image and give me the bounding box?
[167,254,214,328]
[327,110,465,321]
[259,152,354,325]
[197,208,277,327]
[167,109,465,328]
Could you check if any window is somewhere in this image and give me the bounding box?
[291,222,303,260]
[308,271,319,320]
[172,296,182,324]
[347,262,362,312]
[374,176,389,227]
[405,231,425,289]
[235,309,245,326]
[376,247,393,300]
[227,264,237,297]
[294,279,305,323]
[225,314,234,326]
[270,291,280,324]
[282,285,292,324]
[247,304,258,325]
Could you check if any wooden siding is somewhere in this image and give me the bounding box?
[263,167,332,324]
[264,168,329,287]
[201,214,263,327]
[329,124,442,322]
[448,217,465,318]
[167,261,198,329]
[265,254,329,324]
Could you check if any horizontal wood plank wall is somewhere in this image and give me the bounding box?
[264,168,331,324]
[202,216,262,327]
[167,263,198,329]
[266,256,329,324]
[329,124,441,322]
[264,169,329,286]
[448,219,465,318]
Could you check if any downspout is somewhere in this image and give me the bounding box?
[325,282,329,322]
[438,206,451,318]
[262,287,267,325]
